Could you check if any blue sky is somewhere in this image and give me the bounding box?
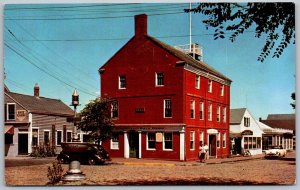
[2,2,296,120]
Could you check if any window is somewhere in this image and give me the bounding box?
[222,133,226,148]
[190,100,195,119]
[217,106,221,122]
[248,137,253,149]
[244,137,248,149]
[244,117,250,127]
[164,99,172,118]
[44,131,50,145]
[111,133,119,149]
[199,102,204,120]
[217,133,220,148]
[111,101,118,119]
[208,80,212,93]
[208,103,212,121]
[199,132,204,147]
[163,133,173,150]
[156,72,164,86]
[7,103,16,120]
[147,133,156,150]
[190,131,195,150]
[32,129,39,147]
[83,134,92,142]
[119,75,126,89]
[67,131,72,142]
[56,130,63,146]
[257,137,261,149]
[252,137,257,149]
[195,75,200,89]
[220,85,224,96]
[222,107,226,122]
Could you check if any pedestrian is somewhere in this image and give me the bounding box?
[199,143,206,162]
[204,143,209,160]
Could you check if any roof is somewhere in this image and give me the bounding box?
[146,35,232,82]
[267,114,295,120]
[260,120,295,131]
[230,108,247,124]
[5,92,74,116]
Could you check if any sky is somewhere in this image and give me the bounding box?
[2,1,296,120]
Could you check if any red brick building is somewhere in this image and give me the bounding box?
[100,14,231,161]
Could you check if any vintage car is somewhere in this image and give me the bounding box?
[264,145,287,159]
[57,143,111,165]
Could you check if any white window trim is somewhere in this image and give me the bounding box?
[223,107,227,122]
[199,132,204,145]
[56,130,63,146]
[66,130,73,142]
[208,103,212,121]
[118,75,126,89]
[164,99,172,118]
[217,106,221,122]
[32,127,39,146]
[146,132,156,150]
[200,102,204,120]
[43,130,50,145]
[155,72,164,87]
[217,133,220,148]
[110,133,119,150]
[195,75,200,89]
[208,80,213,93]
[6,103,16,121]
[190,131,195,150]
[222,133,226,148]
[163,132,173,151]
[190,100,195,119]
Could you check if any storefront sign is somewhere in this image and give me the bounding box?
[156,133,163,142]
[17,110,26,121]
[207,129,218,134]
[241,130,253,135]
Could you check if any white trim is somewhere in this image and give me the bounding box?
[190,100,195,119]
[179,129,185,161]
[138,131,142,159]
[223,107,227,123]
[208,80,213,93]
[155,72,164,87]
[222,133,226,148]
[220,84,224,96]
[110,133,120,150]
[217,105,221,122]
[146,132,156,150]
[32,127,39,146]
[195,75,200,89]
[28,113,33,154]
[43,130,51,144]
[118,75,126,89]
[208,103,212,121]
[6,103,16,121]
[163,132,173,151]
[124,131,129,158]
[217,133,220,148]
[56,130,63,146]
[190,131,195,150]
[199,102,204,120]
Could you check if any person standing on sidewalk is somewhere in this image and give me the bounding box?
[204,143,209,160]
[199,143,206,162]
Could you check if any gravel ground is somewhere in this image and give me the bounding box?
[5,152,296,186]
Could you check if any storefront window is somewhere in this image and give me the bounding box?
[252,137,257,149]
[147,132,156,150]
[164,133,173,150]
[111,133,119,149]
[244,137,248,149]
[257,137,261,149]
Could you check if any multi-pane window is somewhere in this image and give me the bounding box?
[190,131,195,150]
[119,76,126,89]
[222,107,226,122]
[208,103,212,121]
[217,106,221,122]
[244,117,250,127]
[56,130,62,146]
[111,133,119,149]
[111,101,119,118]
[222,133,226,148]
[217,133,220,148]
[244,137,248,149]
[7,103,16,120]
[164,99,172,118]
[220,85,224,96]
[147,133,156,150]
[44,131,50,145]
[199,132,204,146]
[163,133,173,150]
[67,131,72,142]
[190,100,195,119]
[156,72,164,86]
[32,129,38,146]
[208,80,212,93]
[199,102,204,120]
[195,75,200,89]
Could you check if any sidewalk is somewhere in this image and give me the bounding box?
[110,154,265,166]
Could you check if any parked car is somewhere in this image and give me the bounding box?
[57,144,111,165]
[264,145,287,159]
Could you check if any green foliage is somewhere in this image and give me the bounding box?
[47,161,64,185]
[77,97,114,145]
[30,144,56,158]
[186,3,295,62]
[291,92,295,109]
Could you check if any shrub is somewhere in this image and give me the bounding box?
[47,161,64,185]
[30,144,56,158]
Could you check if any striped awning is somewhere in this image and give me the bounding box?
[5,125,14,135]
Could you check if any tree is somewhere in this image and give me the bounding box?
[77,97,114,145]
[290,92,295,109]
[186,3,295,62]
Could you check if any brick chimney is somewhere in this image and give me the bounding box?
[135,14,147,36]
[34,83,39,97]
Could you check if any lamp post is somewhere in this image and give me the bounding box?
[62,89,86,181]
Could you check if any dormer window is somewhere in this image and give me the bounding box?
[156,72,164,86]
[7,103,16,120]
[119,76,126,89]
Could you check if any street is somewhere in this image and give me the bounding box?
[5,151,296,185]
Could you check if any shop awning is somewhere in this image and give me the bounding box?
[5,125,14,135]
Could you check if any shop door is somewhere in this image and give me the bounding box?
[234,138,242,154]
[18,133,28,155]
[129,132,139,158]
[209,135,216,156]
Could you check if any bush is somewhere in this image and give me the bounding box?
[47,161,64,185]
[30,144,56,158]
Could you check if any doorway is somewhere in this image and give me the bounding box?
[234,138,242,154]
[18,133,28,155]
[129,131,139,158]
[209,135,216,157]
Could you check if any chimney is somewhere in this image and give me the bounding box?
[34,83,39,97]
[259,117,262,122]
[135,14,147,36]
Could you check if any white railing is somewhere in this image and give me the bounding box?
[174,43,203,58]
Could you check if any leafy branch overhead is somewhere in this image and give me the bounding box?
[185,3,295,62]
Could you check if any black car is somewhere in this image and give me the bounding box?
[57,144,111,165]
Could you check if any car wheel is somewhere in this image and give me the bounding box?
[88,157,97,165]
